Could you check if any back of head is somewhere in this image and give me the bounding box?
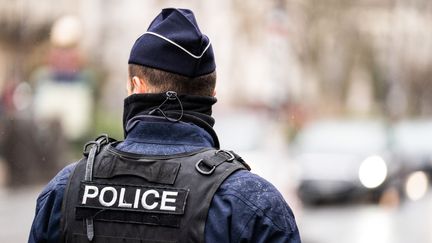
[128,8,216,96]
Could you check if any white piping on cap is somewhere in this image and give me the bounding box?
[144,31,212,59]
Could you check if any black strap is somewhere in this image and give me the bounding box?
[195,150,238,175]
[82,134,113,241]
[230,151,251,171]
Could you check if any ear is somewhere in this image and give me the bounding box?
[212,89,216,97]
[129,76,148,95]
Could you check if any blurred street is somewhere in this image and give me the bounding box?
[298,195,432,243]
[0,186,41,243]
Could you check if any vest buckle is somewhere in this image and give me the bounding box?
[215,150,235,162]
[195,159,216,175]
[195,150,236,175]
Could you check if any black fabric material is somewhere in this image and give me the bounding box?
[128,8,215,78]
[61,144,249,243]
[93,151,181,184]
[122,93,220,148]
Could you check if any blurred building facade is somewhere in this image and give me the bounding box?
[0,0,432,120]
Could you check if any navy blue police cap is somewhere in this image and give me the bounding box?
[128,8,215,78]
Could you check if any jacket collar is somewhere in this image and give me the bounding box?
[123,93,220,148]
[125,116,215,148]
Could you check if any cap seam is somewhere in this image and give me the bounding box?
[144,31,211,59]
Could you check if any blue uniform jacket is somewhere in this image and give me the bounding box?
[29,117,301,243]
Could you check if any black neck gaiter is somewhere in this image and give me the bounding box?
[122,93,220,148]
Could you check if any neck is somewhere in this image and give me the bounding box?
[122,93,220,148]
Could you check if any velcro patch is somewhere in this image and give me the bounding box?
[78,182,189,215]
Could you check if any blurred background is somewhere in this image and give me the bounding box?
[0,0,432,242]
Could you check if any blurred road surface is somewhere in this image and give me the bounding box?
[1,186,431,242]
[298,193,432,243]
[0,186,42,243]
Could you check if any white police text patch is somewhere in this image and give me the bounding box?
[78,182,189,215]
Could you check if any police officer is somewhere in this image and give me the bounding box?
[29,8,301,243]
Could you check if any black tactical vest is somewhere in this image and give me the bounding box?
[61,136,250,243]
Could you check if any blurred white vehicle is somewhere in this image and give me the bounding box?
[393,120,432,201]
[292,119,395,205]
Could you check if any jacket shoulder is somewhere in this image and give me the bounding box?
[37,162,77,203]
[216,170,298,234]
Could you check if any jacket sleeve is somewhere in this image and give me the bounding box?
[237,209,301,243]
[28,163,76,243]
[206,170,301,243]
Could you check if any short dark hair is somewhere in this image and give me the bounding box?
[128,64,216,96]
